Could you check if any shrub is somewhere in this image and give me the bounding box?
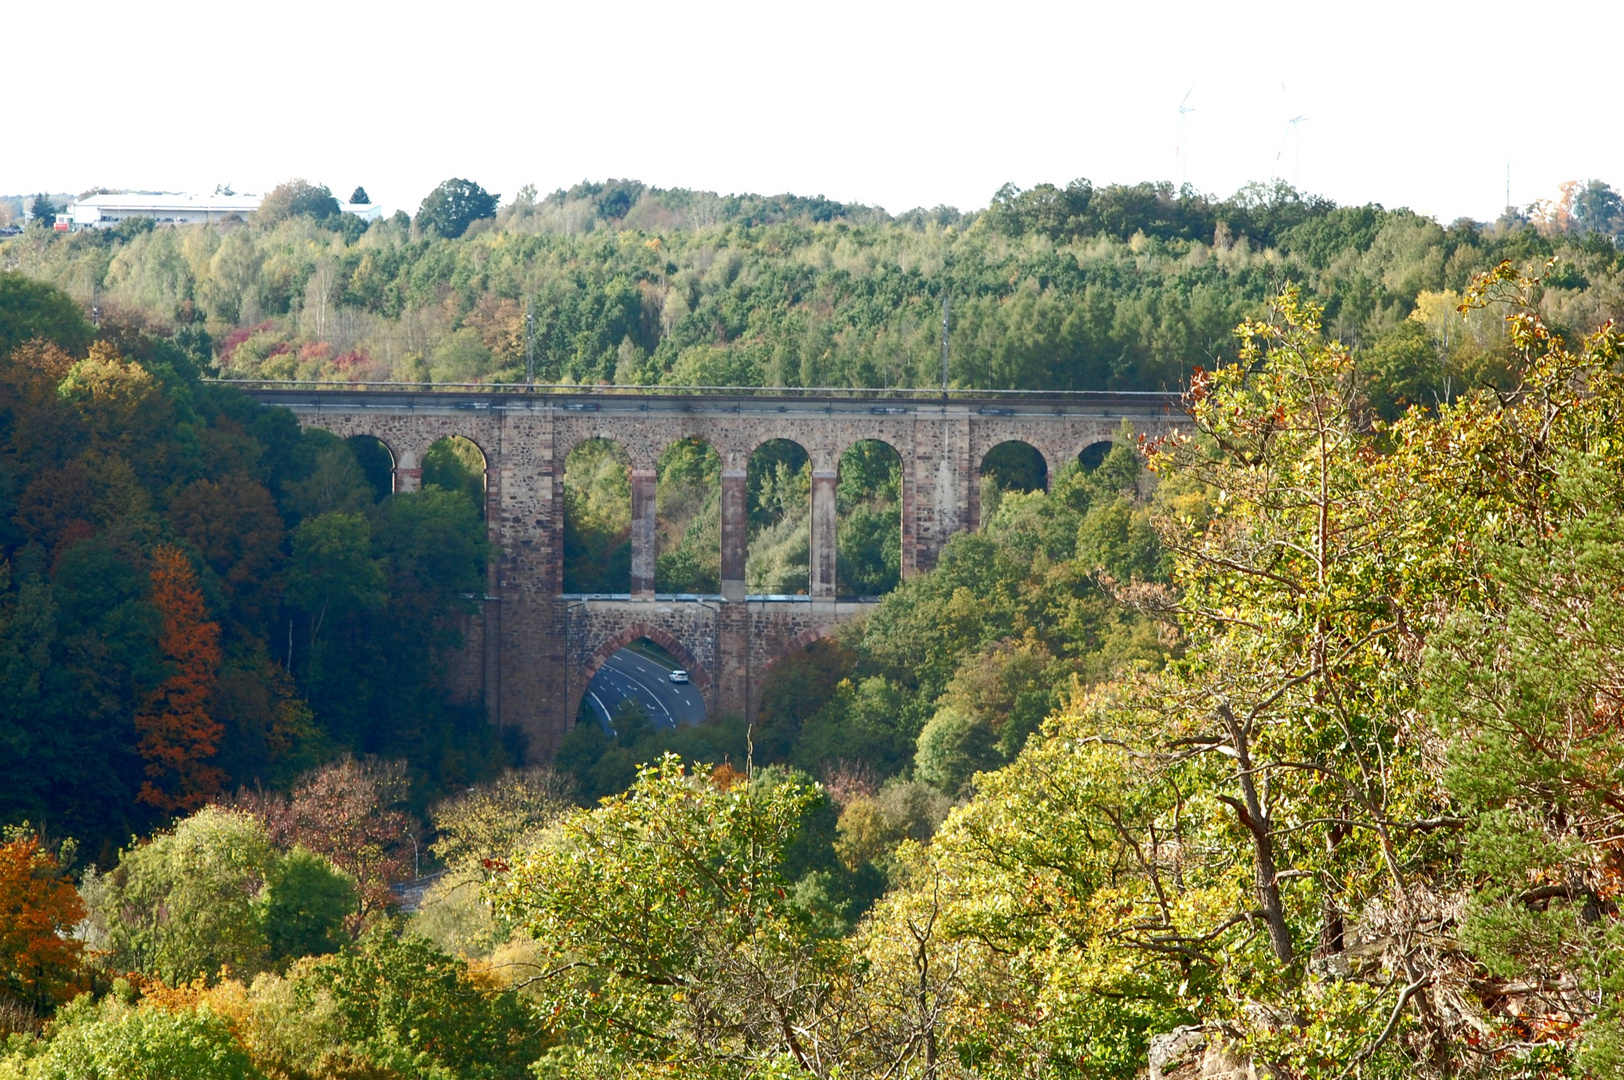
[9,995,262,1080]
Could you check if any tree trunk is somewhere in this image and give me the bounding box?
[1218,704,1295,966]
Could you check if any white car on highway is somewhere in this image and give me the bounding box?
[668,669,690,683]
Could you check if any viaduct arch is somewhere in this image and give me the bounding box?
[240,386,1183,762]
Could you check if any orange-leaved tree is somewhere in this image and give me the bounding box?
[134,545,224,812]
[0,835,86,1012]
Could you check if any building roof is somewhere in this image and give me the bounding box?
[70,192,264,214]
[337,201,386,221]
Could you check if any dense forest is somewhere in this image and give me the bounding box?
[0,273,501,863]
[6,175,1624,411]
[4,176,1624,1076]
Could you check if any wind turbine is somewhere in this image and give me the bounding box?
[1177,89,1195,190]
[1276,115,1307,188]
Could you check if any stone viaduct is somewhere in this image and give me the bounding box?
[241,386,1184,762]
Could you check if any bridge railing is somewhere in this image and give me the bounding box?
[210,378,1185,405]
[558,592,885,603]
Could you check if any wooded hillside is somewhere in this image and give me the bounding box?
[8,176,1624,415]
[0,272,500,861]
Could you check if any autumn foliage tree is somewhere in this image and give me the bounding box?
[243,758,415,924]
[134,546,224,812]
[0,835,86,1012]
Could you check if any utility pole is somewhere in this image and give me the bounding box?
[940,293,950,399]
[524,293,535,386]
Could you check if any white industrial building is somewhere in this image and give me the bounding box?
[336,201,386,223]
[64,193,386,229]
[67,193,263,227]
[337,201,385,223]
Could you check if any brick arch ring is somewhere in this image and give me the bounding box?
[570,623,713,721]
[755,625,841,683]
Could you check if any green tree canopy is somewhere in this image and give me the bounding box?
[0,272,91,356]
[258,846,355,966]
[14,994,264,1080]
[860,275,1624,1077]
[91,807,278,984]
[415,178,498,239]
[293,930,544,1080]
[257,179,340,225]
[285,512,387,648]
[0,278,508,856]
[493,758,835,1073]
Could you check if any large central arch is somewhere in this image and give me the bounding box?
[570,620,713,726]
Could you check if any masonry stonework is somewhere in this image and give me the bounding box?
[245,389,1182,763]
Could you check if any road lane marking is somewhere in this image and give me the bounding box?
[601,653,675,725]
[590,648,710,729]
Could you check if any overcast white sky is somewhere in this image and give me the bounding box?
[6,0,1614,224]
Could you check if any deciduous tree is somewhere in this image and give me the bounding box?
[258,847,354,966]
[0,835,85,1012]
[415,178,498,240]
[94,807,277,984]
[294,930,543,1080]
[165,474,285,626]
[284,512,385,654]
[257,180,339,225]
[879,275,1624,1077]
[11,994,264,1080]
[429,768,572,874]
[246,758,414,923]
[134,546,224,812]
[493,757,846,1075]
[0,272,92,357]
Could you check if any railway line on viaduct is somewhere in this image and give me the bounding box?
[236,383,1186,761]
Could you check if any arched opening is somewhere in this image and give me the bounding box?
[563,438,631,594]
[746,439,810,596]
[655,437,721,594]
[837,440,902,599]
[979,441,1048,526]
[980,441,1048,493]
[579,631,709,734]
[1078,440,1114,472]
[345,435,394,500]
[752,629,855,765]
[556,625,732,804]
[422,435,487,517]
